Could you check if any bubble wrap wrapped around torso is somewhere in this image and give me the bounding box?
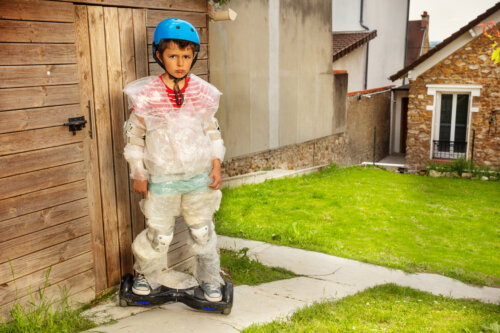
[124,74,222,182]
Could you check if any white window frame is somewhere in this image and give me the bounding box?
[426,84,481,160]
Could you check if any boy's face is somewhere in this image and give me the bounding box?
[158,42,194,79]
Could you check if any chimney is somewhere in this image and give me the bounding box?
[421,11,429,29]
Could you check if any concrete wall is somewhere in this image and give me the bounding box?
[332,45,366,93]
[391,89,409,153]
[209,0,334,159]
[332,0,408,91]
[345,91,391,164]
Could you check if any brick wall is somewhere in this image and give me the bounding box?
[221,133,349,177]
[406,33,500,171]
[346,91,391,164]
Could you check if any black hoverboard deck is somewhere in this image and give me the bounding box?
[119,274,233,315]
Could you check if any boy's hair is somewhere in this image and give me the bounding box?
[157,39,198,55]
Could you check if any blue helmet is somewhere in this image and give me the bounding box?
[152,18,200,70]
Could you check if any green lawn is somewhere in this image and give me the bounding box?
[243,284,500,332]
[215,165,500,287]
[220,249,297,285]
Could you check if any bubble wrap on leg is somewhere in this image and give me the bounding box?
[132,192,181,289]
[181,189,224,285]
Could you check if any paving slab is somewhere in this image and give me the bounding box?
[86,236,500,332]
[253,277,360,304]
[394,272,500,303]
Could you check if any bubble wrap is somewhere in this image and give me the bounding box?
[132,189,224,288]
[123,74,225,182]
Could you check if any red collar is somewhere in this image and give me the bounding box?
[159,75,190,108]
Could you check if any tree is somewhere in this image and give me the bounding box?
[478,20,500,64]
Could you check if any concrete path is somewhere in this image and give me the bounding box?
[85,236,500,332]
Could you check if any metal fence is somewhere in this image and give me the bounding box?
[432,140,467,159]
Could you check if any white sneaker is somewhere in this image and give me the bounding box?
[132,274,154,295]
[201,281,222,302]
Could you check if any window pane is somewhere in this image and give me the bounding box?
[455,94,469,142]
[439,94,452,142]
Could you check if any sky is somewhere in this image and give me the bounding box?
[409,0,498,42]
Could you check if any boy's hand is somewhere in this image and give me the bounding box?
[133,179,148,194]
[209,159,222,190]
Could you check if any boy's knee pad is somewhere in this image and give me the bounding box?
[147,227,173,253]
[189,222,211,245]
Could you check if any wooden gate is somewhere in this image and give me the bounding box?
[0,0,101,318]
[0,0,209,318]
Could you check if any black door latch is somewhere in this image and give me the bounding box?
[64,116,87,135]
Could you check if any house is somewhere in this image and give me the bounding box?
[331,0,409,92]
[332,30,377,93]
[209,0,409,176]
[390,3,500,171]
[0,0,212,318]
[406,11,430,66]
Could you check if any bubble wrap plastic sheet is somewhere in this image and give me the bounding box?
[123,74,224,182]
[132,189,223,288]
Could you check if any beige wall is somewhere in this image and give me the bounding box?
[209,0,333,159]
[332,45,366,93]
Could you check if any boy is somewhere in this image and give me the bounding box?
[123,18,225,302]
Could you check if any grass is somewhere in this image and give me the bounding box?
[0,251,293,332]
[243,284,500,332]
[0,269,96,333]
[215,165,500,287]
[220,248,297,285]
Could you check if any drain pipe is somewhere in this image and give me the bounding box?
[402,0,410,85]
[360,0,370,90]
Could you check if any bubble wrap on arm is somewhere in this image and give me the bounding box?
[123,113,148,181]
[122,77,157,181]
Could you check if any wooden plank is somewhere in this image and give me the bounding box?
[146,9,206,27]
[0,64,78,88]
[0,216,90,263]
[74,5,107,292]
[0,43,76,65]
[198,74,208,81]
[88,5,121,287]
[0,104,81,134]
[147,26,207,44]
[0,126,84,156]
[0,161,85,200]
[131,8,148,238]
[133,9,148,79]
[118,8,136,89]
[105,6,133,277]
[0,143,84,178]
[0,199,88,242]
[0,0,74,22]
[0,234,91,284]
[69,286,95,306]
[52,0,206,12]
[167,243,192,268]
[0,269,95,320]
[149,59,208,76]
[0,84,80,111]
[0,180,87,222]
[118,7,137,275]
[0,252,93,306]
[148,43,208,62]
[0,20,75,43]
[169,229,189,252]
